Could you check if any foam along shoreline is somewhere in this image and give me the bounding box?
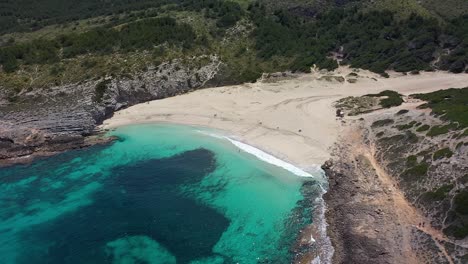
[199,129,323,178]
[224,136,316,177]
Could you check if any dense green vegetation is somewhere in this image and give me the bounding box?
[1,1,468,92]
[250,7,462,74]
[0,17,197,73]
[413,88,468,129]
[367,90,404,108]
[0,0,172,34]
[426,124,456,137]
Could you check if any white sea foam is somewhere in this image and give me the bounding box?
[224,137,314,177]
[196,130,323,178]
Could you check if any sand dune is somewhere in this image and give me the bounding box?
[102,67,468,171]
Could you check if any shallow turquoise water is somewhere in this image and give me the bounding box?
[0,124,323,264]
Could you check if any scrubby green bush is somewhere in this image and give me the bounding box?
[401,161,429,181]
[416,124,430,132]
[427,124,455,137]
[433,147,454,160]
[444,223,468,239]
[406,155,417,167]
[422,184,453,201]
[396,121,417,130]
[455,190,468,215]
[371,118,394,128]
[396,109,409,115]
[367,90,404,108]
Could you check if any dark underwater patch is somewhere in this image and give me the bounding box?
[16,148,230,264]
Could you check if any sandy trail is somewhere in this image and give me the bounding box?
[366,143,454,264]
[102,67,468,172]
[325,121,457,264]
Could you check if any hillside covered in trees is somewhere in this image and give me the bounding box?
[0,0,468,94]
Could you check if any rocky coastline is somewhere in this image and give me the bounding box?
[0,56,223,166]
[323,96,468,264]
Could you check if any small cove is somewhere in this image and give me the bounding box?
[0,124,325,263]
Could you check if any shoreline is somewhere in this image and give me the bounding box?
[3,67,467,262]
[101,68,468,263]
[102,67,468,169]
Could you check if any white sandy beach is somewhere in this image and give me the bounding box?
[102,67,468,171]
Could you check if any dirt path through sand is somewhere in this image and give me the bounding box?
[365,143,454,264]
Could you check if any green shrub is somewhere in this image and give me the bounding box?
[455,190,468,215]
[2,52,19,72]
[396,121,417,130]
[367,90,404,108]
[427,124,455,137]
[371,119,394,128]
[406,155,417,167]
[379,134,405,144]
[380,72,390,78]
[453,226,468,239]
[396,109,409,115]
[401,161,429,181]
[406,131,419,143]
[433,147,454,160]
[422,184,453,201]
[416,124,430,132]
[413,88,468,129]
[380,96,404,108]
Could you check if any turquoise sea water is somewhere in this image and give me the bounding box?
[0,124,324,264]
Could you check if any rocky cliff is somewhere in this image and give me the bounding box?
[0,55,222,164]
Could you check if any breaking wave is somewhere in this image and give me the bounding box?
[197,130,323,178]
